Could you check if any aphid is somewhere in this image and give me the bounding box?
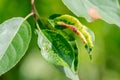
[88,7,100,20]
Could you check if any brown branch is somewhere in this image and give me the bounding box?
[31,0,37,20]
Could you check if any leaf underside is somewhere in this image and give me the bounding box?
[0,17,31,75]
[62,0,120,27]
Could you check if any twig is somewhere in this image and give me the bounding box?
[31,0,37,20]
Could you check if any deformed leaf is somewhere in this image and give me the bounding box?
[62,0,120,27]
[0,17,31,75]
[52,14,95,54]
[37,29,74,68]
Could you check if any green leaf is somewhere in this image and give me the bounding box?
[37,29,74,68]
[0,17,31,75]
[62,0,120,27]
[50,29,79,71]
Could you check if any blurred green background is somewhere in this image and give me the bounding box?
[0,0,120,80]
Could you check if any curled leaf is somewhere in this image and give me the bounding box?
[53,14,95,54]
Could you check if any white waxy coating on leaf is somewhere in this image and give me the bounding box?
[0,17,31,75]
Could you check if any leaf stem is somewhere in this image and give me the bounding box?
[23,12,34,22]
[19,12,33,29]
[36,21,41,32]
